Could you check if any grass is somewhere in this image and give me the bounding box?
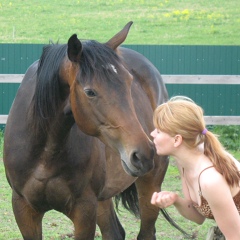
[0,157,216,240]
[0,0,239,45]
[1,127,239,239]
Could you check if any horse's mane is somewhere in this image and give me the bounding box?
[30,39,122,133]
[30,43,67,133]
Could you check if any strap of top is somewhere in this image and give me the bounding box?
[198,166,214,196]
[182,168,193,201]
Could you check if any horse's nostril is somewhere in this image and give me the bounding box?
[130,145,155,173]
[130,151,143,170]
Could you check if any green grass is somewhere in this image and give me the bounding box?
[1,126,239,239]
[0,128,218,239]
[0,158,216,240]
[0,0,239,45]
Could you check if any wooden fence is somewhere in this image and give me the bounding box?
[1,44,240,126]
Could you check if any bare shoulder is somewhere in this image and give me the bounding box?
[199,167,228,194]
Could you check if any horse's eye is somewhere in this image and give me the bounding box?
[84,89,96,97]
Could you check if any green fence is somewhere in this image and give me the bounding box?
[1,44,239,74]
[126,45,240,75]
[1,44,240,129]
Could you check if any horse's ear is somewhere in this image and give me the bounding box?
[105,21,133,50]
[67,34,82,63]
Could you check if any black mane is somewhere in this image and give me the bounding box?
[31,43,68,133]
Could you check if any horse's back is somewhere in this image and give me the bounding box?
[4,61,38,151]
[3,61,39,186]
[5,61,38,129]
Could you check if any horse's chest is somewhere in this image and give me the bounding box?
[22,163,76,212]
[21,157,104,212]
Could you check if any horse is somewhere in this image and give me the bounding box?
[3,21,170,240]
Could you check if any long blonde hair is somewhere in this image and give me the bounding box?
[153,96,240,187]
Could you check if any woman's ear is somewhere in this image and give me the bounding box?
[173,134,182,147]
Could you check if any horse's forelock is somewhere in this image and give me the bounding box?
[79,40,122,84]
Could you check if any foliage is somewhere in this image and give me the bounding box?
[212,125,240,152]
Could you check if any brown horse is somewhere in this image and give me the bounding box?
[4,22,178,240]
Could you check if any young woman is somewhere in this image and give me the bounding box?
[150,96,240,239]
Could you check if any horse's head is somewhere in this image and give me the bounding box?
[62,22,155,177]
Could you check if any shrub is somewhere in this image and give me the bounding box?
[211,125,240,151]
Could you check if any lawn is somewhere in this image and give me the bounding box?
[1,127,239,239]
[0,157,216,240]
[0,0,239,45]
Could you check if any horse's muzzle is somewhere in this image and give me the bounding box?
[120,144,155,177]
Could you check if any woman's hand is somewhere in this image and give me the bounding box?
[151,191,178,208]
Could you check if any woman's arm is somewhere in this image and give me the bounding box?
[151,191,205,224]
[201,170,240,239]
[151,163,205,224]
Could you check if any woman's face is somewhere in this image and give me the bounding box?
[150,128,175,156]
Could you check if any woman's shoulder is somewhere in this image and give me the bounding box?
[200,171,231,206]
[199,166,226,191]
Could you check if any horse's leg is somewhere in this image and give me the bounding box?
[66,192,98,240]
[135,156,169,240]
[12,190,44,240]
[97,198,125,240]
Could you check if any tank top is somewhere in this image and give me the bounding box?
[185,166,240,219]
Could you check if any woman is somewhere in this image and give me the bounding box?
[150,96,240,239]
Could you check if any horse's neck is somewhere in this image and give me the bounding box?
[30,111,75,158]
[46,113,75,146]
